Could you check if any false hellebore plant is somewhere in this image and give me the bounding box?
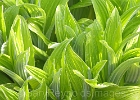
[0,0,140,100]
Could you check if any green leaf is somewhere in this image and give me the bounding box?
[1,41,8,54]
[65,46,90,99]
[0,54,13,71]
[106,0,114,14]
[14,49,30,80]
[121,48,140,61]
[18,81,29,100]
[55,4,80,42]
[0,66,24,86]
[110,0,122,11]
[116,86,140,100]
[0,71,13,84]
[91,60,107,79]
[93,86,140,100]
[27,77,40,90]
[33,45,48,61]
[73,70,85,80]
[0,85,18,100]
[25,65,48,84]
[125,34,139,51]
[125,64,140,85]
[3,83,19,91]
[123,16,140,38]
[0,31,4,51]
[121,6,140,31]
[16,0,24,6]
[60,67,72,100]
[121,0,136,12]
[70,0,92,9]
[43,39,72,84]
[41,0,68,38]
[4,5,19,37]
[85,20,103,68]
[47,87,57,100]
[44,38,90,99]
[23,3,46,32]
[105,8,122,52]
[28,22,51,46]
[78,18,94,31]
[50,69,62,99]
[100,40,116,78]
[116,27,140,57]
[1,0,15,6]
[85,79,116,88]
[9,15,34,66]
[23,3,47,50]
[23,3,46,28]
[48,42,60,49]
[70,3,95,20]
[91,0,109,29]
[66,46,90,78]
[109,57,140,85]
[0,5,6,41]
[73,32,86,60]
[30,79,47,100]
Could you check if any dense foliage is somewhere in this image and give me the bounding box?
[0,0,140,100]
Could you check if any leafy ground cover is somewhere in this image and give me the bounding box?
[0,0,140,100]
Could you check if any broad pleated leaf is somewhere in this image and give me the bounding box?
[0,85,18,100]
[109,0,122,13]
[0,54,13,71]
[100,40,116,78]
[33,45,48,61]
[30,79,47,100]
[1,41,8,54]
[73,32,86,60]
[73,70,85,80]
[121,6,140,31]
[41,0,68,38]
[43,39,72,84]
[18,81,29,100]
[78,18,94,31]
[0,66,24,86]
[43,39,72,99]
[125,64,140,85]
[91,0,109,29]
[105,8,122,52]
[116,27,140,57]
[1,0,15,6]
[25,65,48,84]
[0,71,13,84]
[4,5,19,37]
[109,57,140,85]
[91,60,107,79]
[85,20,103,68]
[0,5,6,41]
[121,0,136,13]
[22,3,47,50]
[122,14,140,38]
[70,0,92,9]
[55,4,80,42]
[14,49,30,80]
[125,34,139,51]
[121,48,140,61]
[28,23,51,46]
[50,69,61,99]
[93,85,140,100]
[65,46,90,99]
[85,80,116,88]
[9,15,34,66]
